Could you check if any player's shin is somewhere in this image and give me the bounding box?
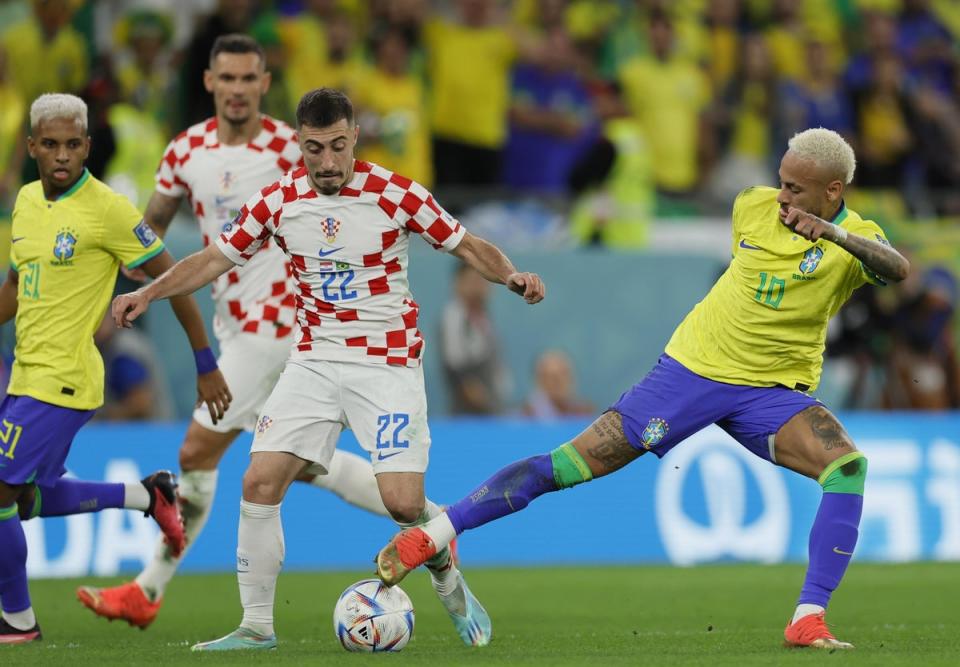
[795,453,867,622]
[0,504,36,631]
[136,469,218,601]
[237,499,283,639]
[22,479,129,517]
[422,443,593,549]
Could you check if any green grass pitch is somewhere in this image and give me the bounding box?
[3,562,957,666]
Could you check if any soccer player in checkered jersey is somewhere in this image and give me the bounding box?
[111,87,546,651]
[0,93,233,644]
[374,129,911,650]
[77,36,391,629]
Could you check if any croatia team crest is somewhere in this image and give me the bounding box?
[641,417,669,449]
[256,415,273,435]
[321,217,341,243]
[799,246,824,274]
[52,228,78,264]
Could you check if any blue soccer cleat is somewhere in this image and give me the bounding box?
[190,626,277,651]
[445,574,492,647]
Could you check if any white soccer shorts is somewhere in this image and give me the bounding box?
[250,358,431,474]
[192,334,292,433]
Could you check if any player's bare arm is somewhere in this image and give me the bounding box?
[137,249,233,423]
[450,231,545,303]
[0,268,18,324]
[113,243,236,328]
[782,207,909,282]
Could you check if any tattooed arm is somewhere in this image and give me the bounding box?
[783,207,910,282]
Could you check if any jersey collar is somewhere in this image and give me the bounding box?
[827,200,848,225]
[53,168,91,201]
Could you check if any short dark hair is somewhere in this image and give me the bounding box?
[296,88,354,129]
[209,34,265,66]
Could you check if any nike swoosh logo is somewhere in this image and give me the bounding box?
[11,237,25,243]
[318,247,344,258]
[377,450,403,461]
[739,239,761,250]
[832,546,853,556]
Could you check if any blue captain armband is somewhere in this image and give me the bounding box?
[194,347,218,375]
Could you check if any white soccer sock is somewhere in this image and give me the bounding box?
[123,482,151,511]
[420,512,458,553]
[308,450,389,517]
[792,603,825,624]
[399,500,459,597]
[3,607,36,631]
[238,500,284,638]
[135,469,218,601]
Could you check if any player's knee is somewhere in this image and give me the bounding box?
[382,496,424,525]
[819,452,868,495]
[179,434,222,471]
[241,467,285,505]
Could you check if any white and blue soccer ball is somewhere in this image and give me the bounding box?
[333,578,415,652]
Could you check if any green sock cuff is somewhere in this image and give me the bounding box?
[551,443,593,489]
[0,504,17,521]
[28,487,41,520]
[819,452,867,495]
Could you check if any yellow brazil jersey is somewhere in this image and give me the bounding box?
[665,186,887,391]
[7,170,165,410]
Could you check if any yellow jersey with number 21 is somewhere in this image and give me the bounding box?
[8,169,165,410]
[665,186,887,392]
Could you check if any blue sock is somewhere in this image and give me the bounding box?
[446,454,557,534]
[0,504,31,614]
[32,479,125,517]
[798,492,862,607]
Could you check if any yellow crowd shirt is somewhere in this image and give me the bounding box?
[424,19,517,148]
[665,186,888,391]
[8,170,165,409]
[1,18,88,104]
[618,54,709,191]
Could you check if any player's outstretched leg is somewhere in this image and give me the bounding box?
[377,441,600,587]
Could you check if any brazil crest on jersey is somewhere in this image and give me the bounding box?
[7,169,165,409]
[665,186,888,391]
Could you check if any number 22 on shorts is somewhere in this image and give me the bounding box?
[375,413,409,460]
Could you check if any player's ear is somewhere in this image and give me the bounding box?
[203,68,214,93]
[826,179,843,203]
[261,69,272,94]
[26,135,36,158]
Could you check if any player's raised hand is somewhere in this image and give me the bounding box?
[506,272,546,304]
[196,369,232,425]
[112,291,150,328]
[782,207,831,241]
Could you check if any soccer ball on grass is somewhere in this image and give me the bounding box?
[333,578,415,652]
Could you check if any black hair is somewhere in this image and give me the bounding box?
[296,87,354,129]
[209,34,265,66]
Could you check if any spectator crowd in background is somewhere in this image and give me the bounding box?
[1,0,960,415]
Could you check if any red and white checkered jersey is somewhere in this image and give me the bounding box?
[216,160,466,367]
[156,115,303,341]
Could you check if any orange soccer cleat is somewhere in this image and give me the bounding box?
[76,581,161,629]
[784,611,853,649]
[375,527,437,586]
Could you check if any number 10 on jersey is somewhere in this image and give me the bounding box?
[754,272,785,309]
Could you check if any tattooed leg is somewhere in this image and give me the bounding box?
[774,405,857,479]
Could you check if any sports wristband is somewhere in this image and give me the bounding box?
[194,347,218,375]
[832,226,848,245]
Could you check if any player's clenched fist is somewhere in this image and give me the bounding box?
[782,206,838,243]
[506,272,546,304]
[112,290,150,328]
